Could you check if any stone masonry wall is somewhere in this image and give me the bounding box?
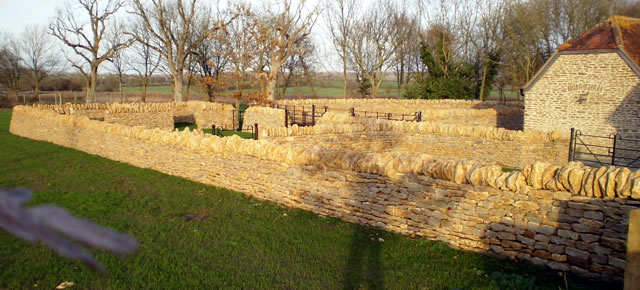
[275,99,525,130]
[243,106,286,128]
[9,105,640,278]
[269,132,566,169]
[32,101,235,130]
[525,52,640,139]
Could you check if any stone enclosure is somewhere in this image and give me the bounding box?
[9,99,640,279]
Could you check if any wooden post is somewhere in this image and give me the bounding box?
[625,209,640,289]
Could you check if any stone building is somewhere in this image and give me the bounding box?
[524,15,640,139]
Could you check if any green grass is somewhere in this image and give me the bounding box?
[174,122,254,139]
[0,109,619,289]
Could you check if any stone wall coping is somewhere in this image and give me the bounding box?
[263,112,564,143]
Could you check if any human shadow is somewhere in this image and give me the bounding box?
[342,224,384,289]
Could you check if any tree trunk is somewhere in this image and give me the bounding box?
[89,67,98,103]
[479,64,489,102]
[343,64,347,98]
[173,74,184,102]
[265,75,277,102]
[118,75,123,103]
[185,74,193,102]
[234,98,241,130]
[342,47,347,98]
[35,79,41,104]
[141,79,148,102]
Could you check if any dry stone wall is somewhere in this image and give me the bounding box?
[270,132,566,169]
[276,99,525,130]
[9,105,640,278]
[32,101,235,130]
[525,52,640,139]
[243,107,286,128]
[260,113,567,168]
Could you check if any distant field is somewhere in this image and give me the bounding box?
[121,82,520,100]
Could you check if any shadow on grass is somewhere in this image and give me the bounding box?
[343,224,384,289]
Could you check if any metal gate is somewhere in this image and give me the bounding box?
[569,128,640,168]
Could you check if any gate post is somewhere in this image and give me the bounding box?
[285,108,289,128]
[612,134,618,166]
[254,123,259,140]
[568,128,575,162]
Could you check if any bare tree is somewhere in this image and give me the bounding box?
[193,21,229,102]
[129,0,235,102]
[225,6,262,128]
[127,24,161,102]
[0,36,24,102]
[20,25,59,103]
[107,21,130,103]
[258,0,320,102]
[391,5,421,90]
[50,0,132,103]
[278,38,316,98]
[326,0,359,98]
[346,3,400,98]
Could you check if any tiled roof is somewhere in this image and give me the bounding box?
[558,15,640,68]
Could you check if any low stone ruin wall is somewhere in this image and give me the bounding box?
[269,131,566,170]
[34,101,235,130]
[261,113,567,169]
[243,106,286,128]
[274,99,524,130]
[9,105,640,279]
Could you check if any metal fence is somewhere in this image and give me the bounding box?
[274,105,327,127]
[350,108,422,122]
[569,128,640,169]
[211,123,259,140]
[273,104,423,127]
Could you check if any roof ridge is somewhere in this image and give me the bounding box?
[610,15,625,49]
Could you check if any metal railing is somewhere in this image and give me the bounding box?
[349,108,422,122]
[211,123,259,140]
[279,105,327,127]
[569,128,640,168]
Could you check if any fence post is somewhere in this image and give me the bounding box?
[285,108,289,128]
[254,123,259,140]
[212,124,216,135]
[387,113,392,120]
[324,106,327,113]
[417,112,422,122]
[568,128,575,162]
[612,134,618,166]
[312,105,316,126]
[350,107,355,117]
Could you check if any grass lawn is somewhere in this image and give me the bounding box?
[174,122,255,139]
[0,110,619,289]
